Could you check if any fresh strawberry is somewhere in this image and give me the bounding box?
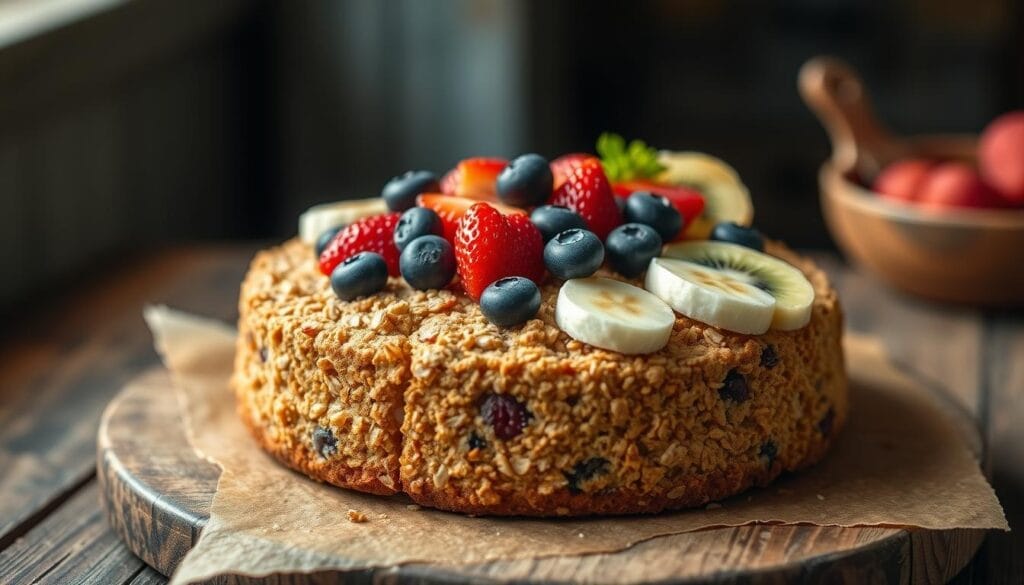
[417,193,526,242]
[612,179,706,237]
[454,202,544,300]
[440,157,508,200]
[318,213,401,276]
[550,153,599,190]
[548,158,622,239]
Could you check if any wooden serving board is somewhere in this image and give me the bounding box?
[97,368,985,584]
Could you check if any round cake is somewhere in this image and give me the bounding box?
[233,245,844,516]
[232,144,846,516]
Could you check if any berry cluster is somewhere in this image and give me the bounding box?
[311,135,769,328]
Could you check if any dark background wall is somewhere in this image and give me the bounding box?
[0,0,1021,314]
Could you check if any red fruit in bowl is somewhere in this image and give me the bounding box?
[611,179,705,236]
[454,202,544,300]
[873,158,935,202]
[979,111,1024,204]
[319,213,401,276]
[548,158,622,239]
[917,162,1004,210]
[440,157,508,200]
[417,193,526,242]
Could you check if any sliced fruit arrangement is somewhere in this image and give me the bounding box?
[301,134,814,347]
[656,152,754,239]
[299,198,388,245]
[654,241,814,333]
[555,277,675,354]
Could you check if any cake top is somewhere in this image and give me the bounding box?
[298,134,816,355]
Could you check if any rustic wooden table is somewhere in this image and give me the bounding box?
[0,244,1020,584]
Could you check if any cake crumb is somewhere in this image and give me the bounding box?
[378,513,389,520]
[406,504,421,511]
[347,509,369,523]
[816,494,825,501]
[578,532,585,538]
[705,502,723,510]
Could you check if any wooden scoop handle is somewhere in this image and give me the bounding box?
[799,56,900,176]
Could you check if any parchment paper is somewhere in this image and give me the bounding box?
[143,307,1007,585]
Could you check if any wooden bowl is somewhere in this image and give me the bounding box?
[799,56,1024,306]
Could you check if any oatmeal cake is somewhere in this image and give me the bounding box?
[233,139,847,516]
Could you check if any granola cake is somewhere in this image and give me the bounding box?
[233,238,845,516]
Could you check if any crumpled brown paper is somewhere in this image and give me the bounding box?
[143,306,1007,585]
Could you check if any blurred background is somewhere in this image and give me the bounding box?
[0,0,1021,316]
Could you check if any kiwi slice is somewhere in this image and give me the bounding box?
[656,151,754,239]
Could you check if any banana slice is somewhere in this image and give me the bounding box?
[299,198,388,245]
[656,151,754,239]
[645,257,775,334]
[661,241,815,331]
[555,277,675,354]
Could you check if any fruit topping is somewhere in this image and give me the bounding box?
[417,193,526,242]
[496,153,554,207]
[612,179,705,236]
[330,252,389,301]
[595,133,665,182]
[454,202,544,300]
[312,427,338,458]
[718,369,750,402]
[659,241,815,331]
[563,457,610,494]
[550,153,599,188]
[646,256,775,335]
[480,392,531,440]
[530,205,588,242]
[548,157,623,239]
[605,223,662,278]
[319,212,401,276]
[710,221,765,251]
[394,207,444,251]
[315,225,344,257]
[299,198,388,245]
[381,170,441,211]
[399,235,456,291]
[480,276,542,327]
[656,151,753,239]
[980,110,1024,203]
[443,157,508,200]
[543,228,604,280]
[555,277,675,355]
[623,191,683,241]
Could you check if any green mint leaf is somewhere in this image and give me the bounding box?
[596,132,665,182]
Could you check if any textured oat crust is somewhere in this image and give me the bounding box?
[232,238,846,516]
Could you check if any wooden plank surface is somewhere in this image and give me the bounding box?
[0,245,1020,584]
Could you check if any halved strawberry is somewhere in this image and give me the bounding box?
[454,202,544,300]
[548,158,622,239]
[417,193,526,242]
[318,213,401,276]
[439,157,508,200]
[550,153,599,190]
[612,179,706,238]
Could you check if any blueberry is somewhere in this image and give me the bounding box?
[315,225,344,257]
[330,252,388,300]
[312,427,338,458]
[394,207,443,251]
[624,192,683,241]
[761,345,779,369]
[480,392,531,439]
[479,276,541,327]
[719,369,749,403]
[710,222,765,252]
[563,457,610,494]
[496,153,553,207]
[399,235,456,290]
[759,440,778,468]
[530,205,587,242]
[381,170,440,211]
[544,228,604,280]
[604,223,662,278]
